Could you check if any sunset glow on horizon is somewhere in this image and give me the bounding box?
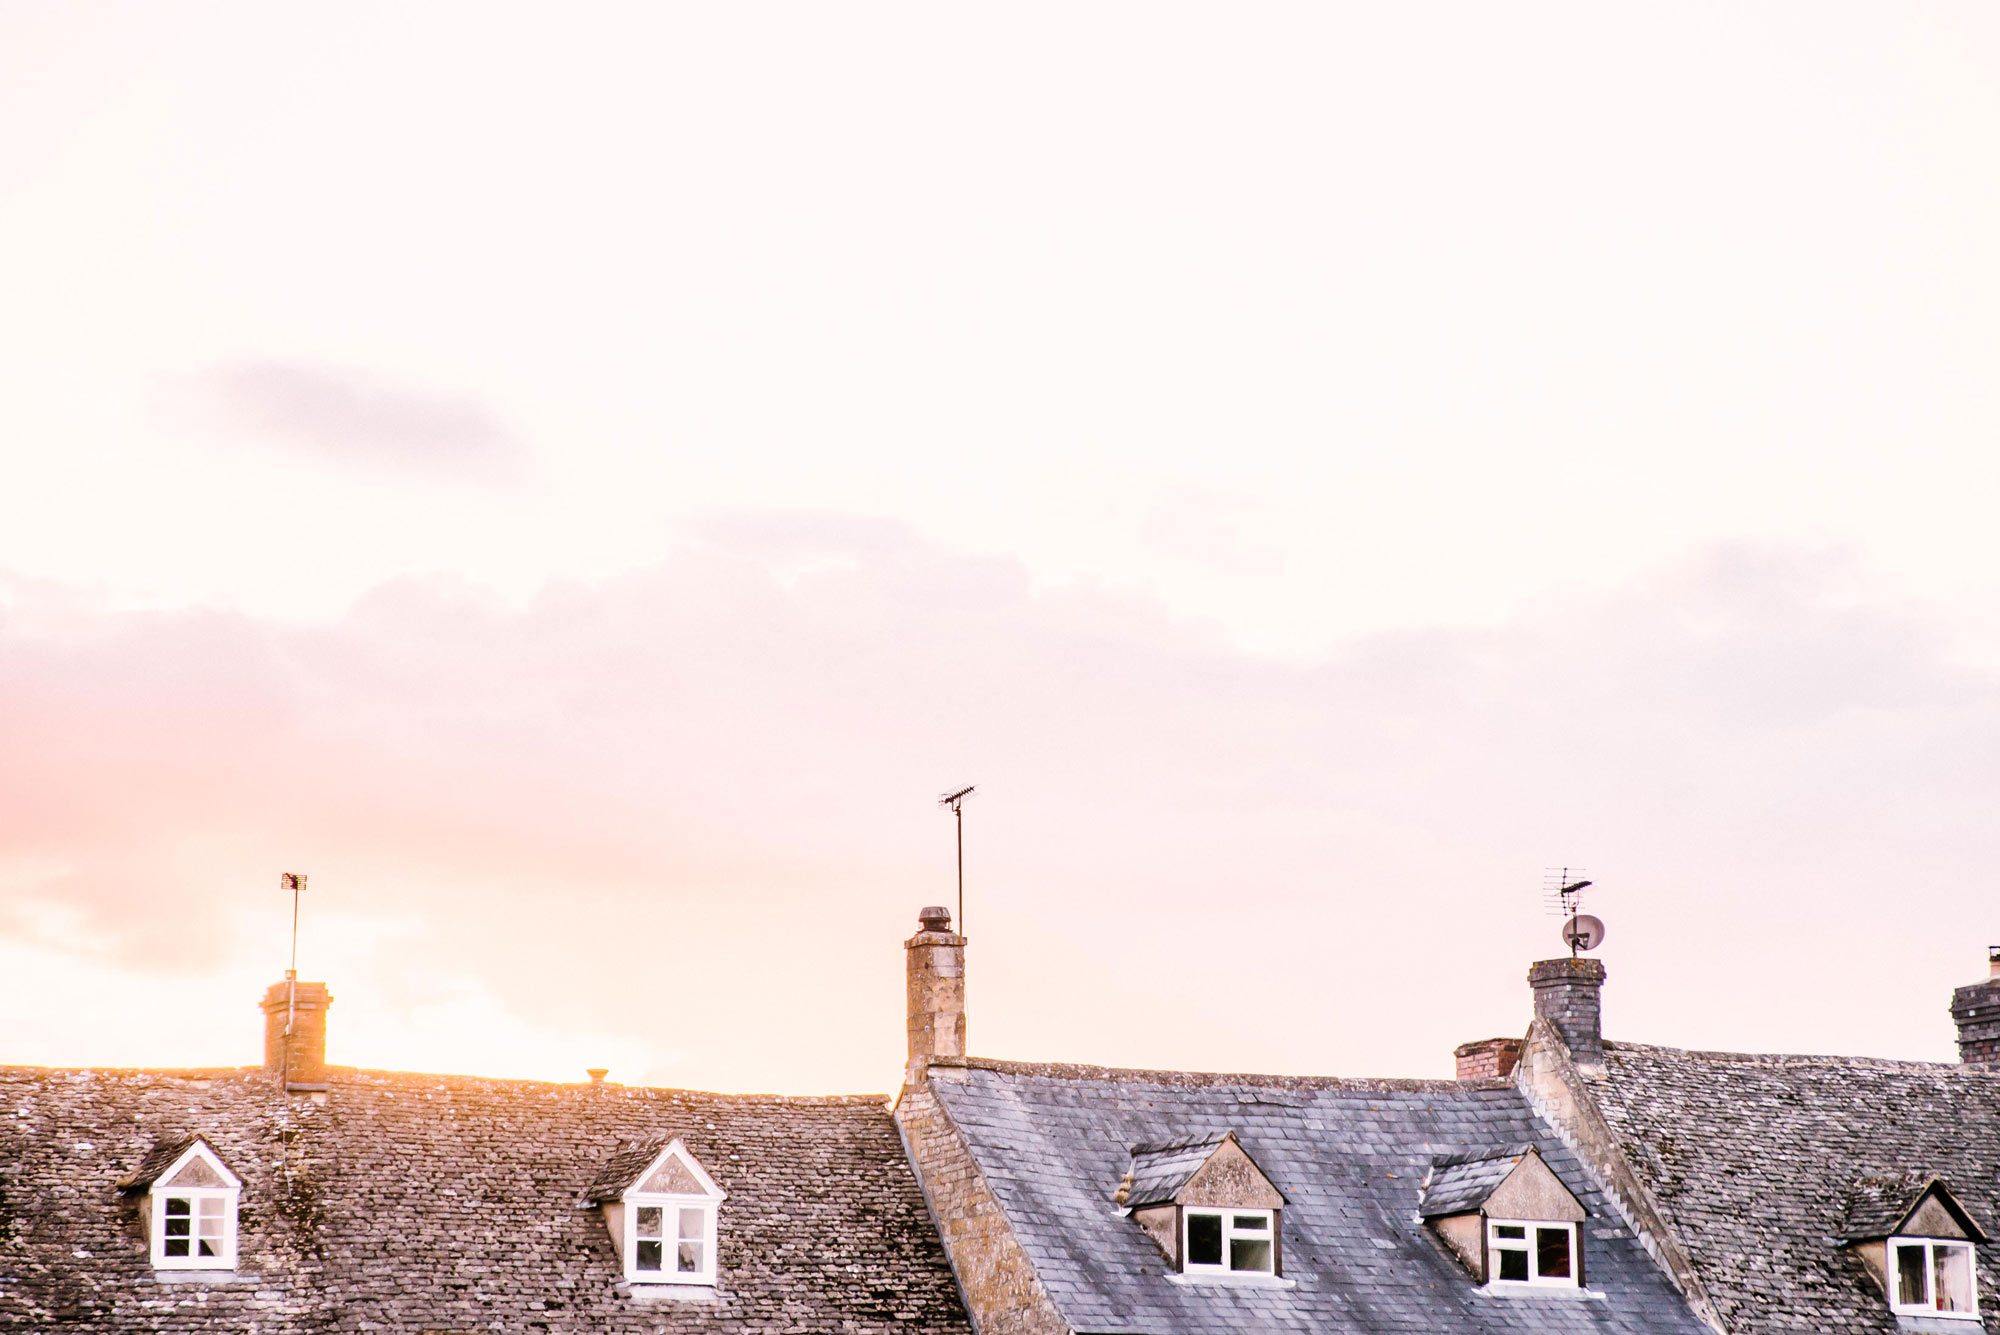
[4,4,1999,1093]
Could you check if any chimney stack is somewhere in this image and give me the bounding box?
[1951,947,2000,1066]
[906,906,966,1082]
[262,978,333,1089]
[1529,957,1607,1069]
[1454,1037,1523,1080]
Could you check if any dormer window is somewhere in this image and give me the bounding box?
[1486,1219,1577,1286]
[1838,1174,1988,1322]
[583,1138,726,1287]
[1112,1131,1287,1282]
[117,1136,242,1271]
[1890,1237,1978,1317]
[1183,1208,1275,1276]
[1419,1145,1587,1291]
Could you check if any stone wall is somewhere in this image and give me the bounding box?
[896,1072,1070,1335]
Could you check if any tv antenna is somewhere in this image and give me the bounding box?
[1543,866,1604,958]
[938,786,975,937]
[279,872,308,1083]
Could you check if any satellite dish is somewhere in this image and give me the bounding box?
[1562,914,1606,952]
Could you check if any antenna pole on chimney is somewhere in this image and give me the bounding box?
[280,873,306,1086]
[938,787,975,937]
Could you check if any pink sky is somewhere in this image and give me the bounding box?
[2,5,1998,1091]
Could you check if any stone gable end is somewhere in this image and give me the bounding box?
[1175,1137,1283,1210]
[1484,1151,1585,1223]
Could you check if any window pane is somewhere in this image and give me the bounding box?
[636,1240,663,1271]
[164,1238,190,1257]
[1498,1247,1529,1282]
[678,1240,703,1273]
[1536,1227,1571,1279]
[1232,1214,1268,1231]
[1896,1243,1929,1307]
[1230,1237,1273,1272]
[635,1206,664,1239]
[197,1237,219,1258]
[679,1207,705,1241]
[1934,1244,1975,1314]
[1187,1213,1223,1266]
[165,1197,191,1218]
[1495,1224,1525,1240]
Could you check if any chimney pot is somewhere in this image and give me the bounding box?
[918,906,952,932]
[261,980,333,1087]
[586,1068,609,1084]
[1528,957,1607,1069]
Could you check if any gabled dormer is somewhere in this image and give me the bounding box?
[117,1135,243,1271]
[1113,1131,1287,1282]
[1420,1145,1588,1289]
[583,1138,727,1286]
[1839,1173,1988,1319]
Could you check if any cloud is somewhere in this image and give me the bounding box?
[0,535,1995,1092]
[192,361,523,479]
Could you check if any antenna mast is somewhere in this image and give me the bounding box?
[1544,866,1604,957]
[938,786,975,935]
[280,872,306,1084]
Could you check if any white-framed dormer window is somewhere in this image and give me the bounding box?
[1487,1219,1578,1288]
[143,1141,241,1271]
[1890,1237,1980,1318]
[598,1139,726,1287]
[1182,1208,1276,1276]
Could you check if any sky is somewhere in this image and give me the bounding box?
[2,3,1998,1093]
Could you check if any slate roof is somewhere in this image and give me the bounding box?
[1593,1040,2000,1334]
[0,1063,970,1333]
[1417,1145,1538,1219]
[926,1058,1712,1335]
[1122,1132,1233,1209]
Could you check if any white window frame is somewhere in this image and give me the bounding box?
[1485,1218,1579,1288]
[1888,1236,1981,1320]
[1180,1207,1277,1277]
[615,1140,725,1287]
[146,1144,240,1271]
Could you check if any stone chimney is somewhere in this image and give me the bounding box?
[1454,1037,1523,1080]
[1529,957,1606,1069]
[262,977,333,1089]
[906,906,966,1081]
[1951,947,2000,1066]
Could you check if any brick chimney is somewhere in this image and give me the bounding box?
[906,906,965,1081]
[1454,1037,1523,1080]
[1529,957,1606,1069]
[1951,947,2000,1066]
[262,977,333,1089]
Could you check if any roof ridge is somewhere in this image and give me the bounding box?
[0,1064,891,1101]
[955,1056,1491,1092]
[1605,1041,1990,1071]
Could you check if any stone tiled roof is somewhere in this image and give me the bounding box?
[1594,1041,2000,1334]
[926,1057,1711,1335]
[1122,1132,1232,1209]
[1835,1172,1989,1244]
[115,1135,222,1194]
[581,1138,672,1204]
[0,1064,970,1333]
[1417,1146,1536,1219]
